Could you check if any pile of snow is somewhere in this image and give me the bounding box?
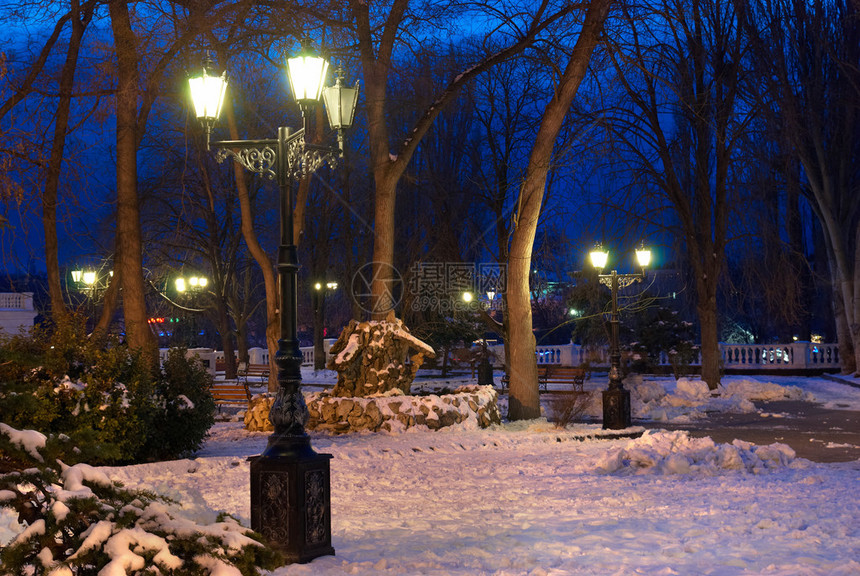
[596,429,800,475]
[615,376,814,423]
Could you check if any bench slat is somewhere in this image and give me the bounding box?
[210,381,251,409]
[500,366,589,392]
[238,363,270,383]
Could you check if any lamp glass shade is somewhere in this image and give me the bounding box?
[636,247,652,268]
[188,69,227,122]
[198,277,208,288]
[176,278,187,293]
[287,50,329,104]
[82,271,97,285]
[327,281,338,290]
[323,79,359,129]
[71,270,82,283]
[189,276,199,287]
[590,248,609,270]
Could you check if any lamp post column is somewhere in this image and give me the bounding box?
[248,126,334,563]
[602,270,631,429]
[190,50,357,564]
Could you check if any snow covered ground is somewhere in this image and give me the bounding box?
[3,374,860,575]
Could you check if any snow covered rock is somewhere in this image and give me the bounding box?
[327,312,436,397]
[306,385,501,434]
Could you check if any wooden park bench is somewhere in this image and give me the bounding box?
[238,362,270,385]
[500,365,589,393]
[210,381,251,411]
[537,365,589,393]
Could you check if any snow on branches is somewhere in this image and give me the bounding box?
[0,424,282,575]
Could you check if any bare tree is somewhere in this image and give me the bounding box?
[595,0,754,389]
[506,0,613,420]
[744,0,860,373]
[347,0,583,318]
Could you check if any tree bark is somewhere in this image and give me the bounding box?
[43,0,94,324]
[109,0,156,360]
[506,0,613,420]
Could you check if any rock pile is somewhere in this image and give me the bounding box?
[306,385,501,434]
[244,394,274,432]
[243,386,502,434]
[327,312,435,397]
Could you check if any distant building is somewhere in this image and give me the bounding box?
[0,293,37,335]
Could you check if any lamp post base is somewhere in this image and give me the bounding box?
[602,387,631,430]
[249,448,335,564]
[477,358,494,387]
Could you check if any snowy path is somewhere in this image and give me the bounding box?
[103,422,860,576]
[4,374,860,575]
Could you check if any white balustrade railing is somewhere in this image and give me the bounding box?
[209,341,841,374]
[490,341,839,371]
[0,292,37,335]
[159,347,218,375]
[248,343,333,368]
[0,292,34,310]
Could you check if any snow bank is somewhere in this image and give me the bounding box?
[614,376,815,422]
[596,430,800,475]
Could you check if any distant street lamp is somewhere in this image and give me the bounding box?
[589,243,651,429]
[188,46,357,563]
[459,291,495,387]
[175,275,209,294]
[174,274,210,346]
[70,268,113,325]
[312,280,338,370]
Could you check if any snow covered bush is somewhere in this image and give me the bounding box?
[0,317,215,464]
[0,424,282,575]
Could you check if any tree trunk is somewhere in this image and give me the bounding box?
[214,297,236,379]
[313,290,325,370]
[224,102,280,391]
[109,0,156,361]
[506,0,612,420]
[697,297,721,389]
[43,0,93,323]
[370,172,398,319]
[832,275,856,374]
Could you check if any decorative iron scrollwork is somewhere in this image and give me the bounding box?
[305,470,326,545]
[269,389,309,434]
[285,138,338,180]
[260,471,290,544]
[215,146,277,180]
[598,275,642,289]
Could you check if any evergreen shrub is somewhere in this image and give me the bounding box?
[0,424,282,575]
[0,316,215,464]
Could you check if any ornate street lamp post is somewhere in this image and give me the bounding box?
[188,48,358,564]
[312,281,338,370]
[589,244,651,429]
